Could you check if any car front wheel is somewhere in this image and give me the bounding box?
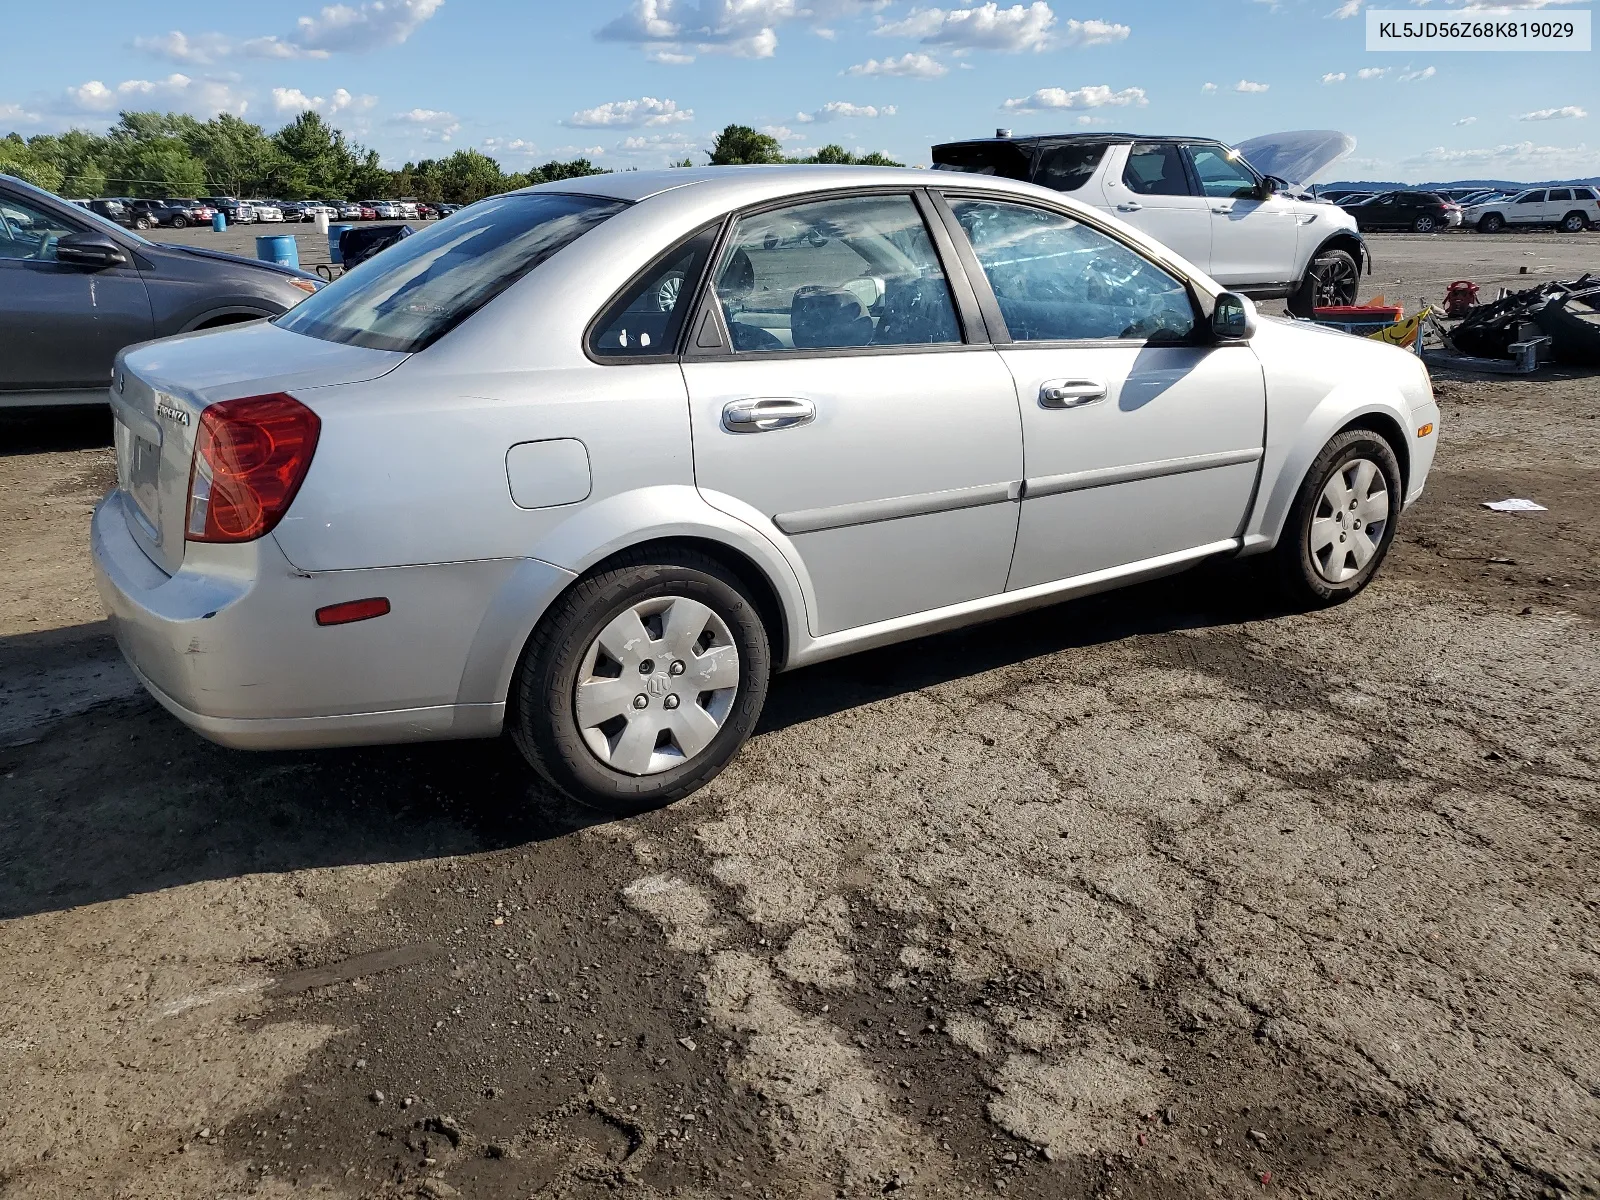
[1287,248,1360,317]
[1272,429,1403,608]
[510,549,771,813]
[1478,213,1505,233]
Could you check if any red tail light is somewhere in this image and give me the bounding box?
[186,394,320,543]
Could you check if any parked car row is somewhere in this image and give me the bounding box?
[1320,185,1597,234]
[67,196,445,229]
[1337,190,1463,233]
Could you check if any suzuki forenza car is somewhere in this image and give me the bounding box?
[93,166,1439,811]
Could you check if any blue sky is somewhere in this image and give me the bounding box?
[2,0,1595,181]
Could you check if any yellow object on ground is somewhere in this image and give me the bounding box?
[1368,307,1430,347]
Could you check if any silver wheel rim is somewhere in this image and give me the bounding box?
[574,595,740,776]
[654,273,683,312]
[1310,457,1390,584]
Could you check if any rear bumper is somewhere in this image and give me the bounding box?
[91,490,573,750]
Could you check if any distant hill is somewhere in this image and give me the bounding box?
[1322,177,1600,191]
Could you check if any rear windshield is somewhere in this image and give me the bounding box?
[930,142,1034,182]
[275,191,626,354]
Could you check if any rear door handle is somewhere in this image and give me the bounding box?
[1039,379,1108,409]
[1116,202,1142,212]
[722,397,816,433]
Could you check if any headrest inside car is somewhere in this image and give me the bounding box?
[791,285,874,348]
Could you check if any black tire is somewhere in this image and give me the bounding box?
[133,216,152,230]
[1288,248,1361,317]
[1560,211,1590,233]
[1412,214,1437,233]
[170,215,188,229]
[1478,213,1505,234]
[1271,429,1403,608]
[509,549,771,813]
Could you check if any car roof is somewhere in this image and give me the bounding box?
[518,164,1052,205]
[933,133,1216,148]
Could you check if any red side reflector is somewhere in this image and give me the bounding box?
[315,597,390,626]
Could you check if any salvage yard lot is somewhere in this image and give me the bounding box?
[0,230,1596,1199]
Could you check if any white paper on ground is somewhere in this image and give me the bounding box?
[1482,499,1548,512]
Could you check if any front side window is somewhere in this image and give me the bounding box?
[1517,191,1546,204]
[948,198,1196,343]
[276,191,625,354]
[590,226,716,357]
[0,195,80,262]
[1185,145,1261,200]
[1034,144,1108,193]
[712,194,961,353]
[1122,143,1191,197]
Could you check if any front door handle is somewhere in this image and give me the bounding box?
[1039,379,1108,409]
[1212,204,1234,214]
[722,397,816,433]
[1116,201,1143,212]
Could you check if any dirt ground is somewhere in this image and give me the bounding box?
[1,231,1597,1200]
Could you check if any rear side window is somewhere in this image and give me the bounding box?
[1548,188,1572,201]
[930,142,1033,181]
[590,226,717,357]
[1122,144,1191,197]
[276,192,625,354]
[712,194,960,352]
[1033,144,1107,192]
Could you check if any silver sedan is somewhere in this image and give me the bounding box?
[93,166,1439,811]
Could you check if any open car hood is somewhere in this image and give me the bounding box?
[1234,130,1356,188]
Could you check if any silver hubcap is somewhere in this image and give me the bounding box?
[1310,457,1390,584]
[574,595,740,776]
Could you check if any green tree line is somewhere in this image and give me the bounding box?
[0,114,901,205]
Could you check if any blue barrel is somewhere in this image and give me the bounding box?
[328,224,354,264]
[211,211,226,232]
[255,235,299,269]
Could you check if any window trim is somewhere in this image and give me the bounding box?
[930,188,1212,350]
[1121,140,1199,200]
[682,185,989,364]
[582,219,724,366]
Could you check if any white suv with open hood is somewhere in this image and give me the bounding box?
[933,130,1367,316]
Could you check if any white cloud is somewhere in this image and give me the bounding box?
[132,0,442,67]
[1060,17,1129,45]
[282,0,444,55]
[132,30,235,65]
[482,137,538,156]
[616,131,699,157]
[875,3,1062,53]
[1398,65,1435,82]
[390,107,460,141]
[795,101,897,123]
[1235,79,1269,92]
[564,97,692,129]
[1329,0,1362,16]
[597,0,790,61]
[1517,105,1587,120]
[844,52,948,77]
[1357,66,1388,78]
[271,86,377,118]
[1454,115,1477,125]
[1002,84,1147,111]
[1201,81,1218,93]
[1405,140,1593,175]
[761,124,802,141]
[0,102,42,125]
[1320,71,1346,84]
[64,74,250,117]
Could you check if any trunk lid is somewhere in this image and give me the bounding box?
[109,319,405,575]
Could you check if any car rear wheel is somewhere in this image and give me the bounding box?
[1271,429,1403,608]
[1412,214,1438,233]
[1478,213,1505,233]
[1287,248,1361,317]
[1560,211,1590,233]
[133,216,152,230]
[510,549,771,813]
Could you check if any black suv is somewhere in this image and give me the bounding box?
[1339,191,1459,233]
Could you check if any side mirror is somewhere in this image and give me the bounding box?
[56,232,129,269]
[1211,292,1258,342]
[1257,175,1285,199]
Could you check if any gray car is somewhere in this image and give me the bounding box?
[0,175,324,407]
[92,167,1439,812]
